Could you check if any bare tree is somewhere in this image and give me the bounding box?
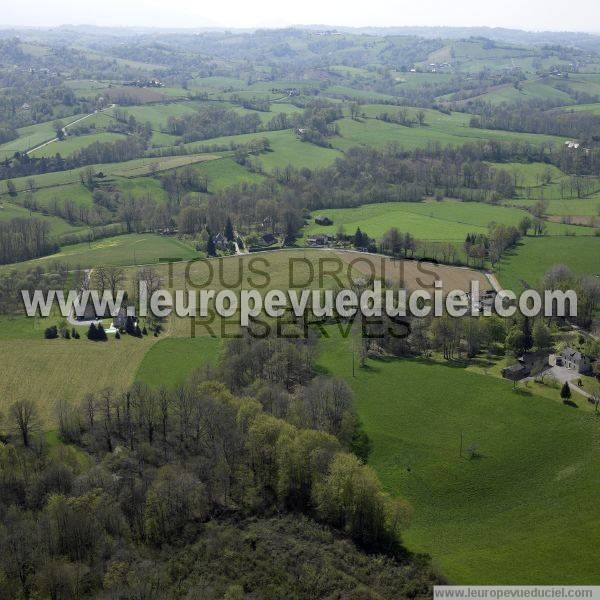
[91,266,109,296]
[135,266,163,301]
[105,266,125,297]
[10,399,39,447]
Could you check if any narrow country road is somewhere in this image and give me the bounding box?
[26,104,116,156]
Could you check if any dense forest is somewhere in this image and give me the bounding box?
[0,332,441,598]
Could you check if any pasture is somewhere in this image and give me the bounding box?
[190,157,266,191]
[0,153,222,197]
[0,336,156,424]
[0,113,87,159]
[0,200,86,236]
[0,233,199,272]
[303,200,589,241]
[495,236,600,291]
[30,132,127,158]
[330,113,566,152]
[456,78,575,106]
[317,329,600,584]
[135,336,222,388]
[510,197,600,216]
[177,129,342,171]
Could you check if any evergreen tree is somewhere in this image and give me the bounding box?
[206,228,216,256]
[560,381,572,402]
[87,323,98,340]
[224,217,234,242]
[44,326,58,339]
[97,324,108,341]
[115,331,121,339]
[354,227,364,248]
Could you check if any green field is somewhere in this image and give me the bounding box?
[192,157,266,191]
[0,200,86,236]
[0,153,223,199]
[135,336,222,387]
[0,113,87,159]
[303,200,590,241]
[470,79,575,107]
[560,102,600,115]
[116,101,204,129]
[331,114,567,152]
[30,131,127,158]
[487,162,566,187]
[178,129,342,171]
[317,329,600,584]
[0,233,200,272]
[510,197,600,216]
[0,336,156,424]
[495,236,600,291]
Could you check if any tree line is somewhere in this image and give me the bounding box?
[0,217,57,264]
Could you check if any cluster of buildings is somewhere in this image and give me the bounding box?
[306,234,335,247]
[123,79,164,88]
[502,346,594,382]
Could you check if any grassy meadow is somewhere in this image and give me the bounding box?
[0,336,157,424]
[30,131,128,158]
[317,329,600,584]
[0,233,199,272]
[495,236,600,291]
[303,200,591,241]
[135,336,222,388]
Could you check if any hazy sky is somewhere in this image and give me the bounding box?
[1,0,598,32]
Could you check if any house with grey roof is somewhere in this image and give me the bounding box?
[560,347,592,374]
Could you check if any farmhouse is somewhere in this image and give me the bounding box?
[307,234,334,247]
[501,362,529,381]
[502,351,548,381]
[314,215,333,226]
[560,347,592,374]
[213,232,228,250]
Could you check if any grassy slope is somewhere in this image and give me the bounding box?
[317,329,600,584]
[495,236,600,291]
[1,154,222,195]
[458,78,575,107]
[30,132,128,158]
[0,113,87,159]
[177,130,342,170]
[0,336,157,424]
[135,336,222,388]
[191,157,266,191]
[0,200,86,236]
[0,233,199,272]
[560,102,600,115]
[303,201,590,241]
[331,111,566,151]
[510,197,600,216]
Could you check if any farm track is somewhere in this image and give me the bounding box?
[26,104,117,156]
